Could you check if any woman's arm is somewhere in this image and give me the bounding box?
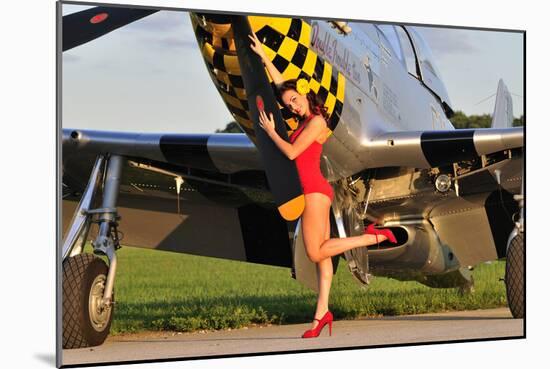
[249,33,285,86]
[259,111,326,160]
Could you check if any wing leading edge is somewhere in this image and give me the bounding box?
[363,127,523,169]
[63,128,263,174]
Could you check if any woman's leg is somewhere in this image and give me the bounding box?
[302,193,387,264]
[310,211,333,329]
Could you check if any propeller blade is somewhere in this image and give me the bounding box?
[231,16,305,221]
[62,6,159,51]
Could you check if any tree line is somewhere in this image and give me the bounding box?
[215,121,244,133]
[215,111,525,132]
[450,111,524,129]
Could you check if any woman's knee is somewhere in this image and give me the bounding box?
[302,228,326,264]
[306,247,333,264]
[305,249,323,263]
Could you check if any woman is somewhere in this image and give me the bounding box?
[249,33,397,338]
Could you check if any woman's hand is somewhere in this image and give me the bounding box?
[248,32,267,61]
[249,32,285,86]
[258,110,276,136]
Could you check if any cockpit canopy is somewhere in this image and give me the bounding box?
[375,24,454,117]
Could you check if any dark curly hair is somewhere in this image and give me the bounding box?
[278,79,330,121]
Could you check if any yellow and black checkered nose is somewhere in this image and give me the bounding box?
[190,14,346,141]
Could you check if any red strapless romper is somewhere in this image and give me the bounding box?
[289,114,334,201]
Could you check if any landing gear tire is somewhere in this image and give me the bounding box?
[62,254,114,349]
[505,233,524,319]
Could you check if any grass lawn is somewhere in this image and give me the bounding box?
[89,245,508,334]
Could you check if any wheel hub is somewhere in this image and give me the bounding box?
[89,274,111,332]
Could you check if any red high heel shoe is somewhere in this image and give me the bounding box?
[302,311,333,338]
[364,223,397,244]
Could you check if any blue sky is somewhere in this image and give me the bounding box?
[416,26,523,118]
[62,5,524,133]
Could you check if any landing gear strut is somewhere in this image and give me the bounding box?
[61,154,124,348]
[332,178,371,285]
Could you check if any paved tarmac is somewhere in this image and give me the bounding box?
[62,308,524,366]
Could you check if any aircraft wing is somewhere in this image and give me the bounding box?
[63,128,263,175]
[356,126,523,270]
[62,125,523,290]
[62,128,301,272]
[64,125,523,180]
[362,127,523,169]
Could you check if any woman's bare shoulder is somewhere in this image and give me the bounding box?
[307,115,330,144]
[308,115,328,128]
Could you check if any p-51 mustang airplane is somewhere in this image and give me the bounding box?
[60,6,525,349]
